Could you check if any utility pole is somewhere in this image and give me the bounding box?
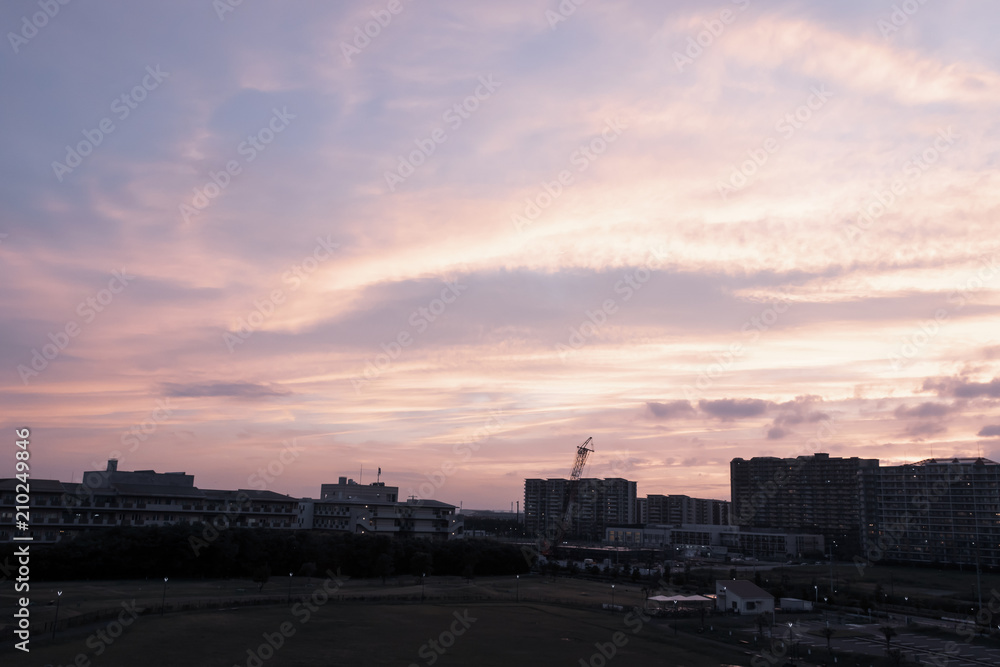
[829,543,834,597]
[975,546,983,612]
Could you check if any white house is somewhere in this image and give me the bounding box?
[715,580,774,615]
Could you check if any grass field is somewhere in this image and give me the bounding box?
[0,574,654,626]
[5,601,755,667]
[5,564,997,666]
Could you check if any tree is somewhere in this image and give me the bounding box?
[755,614,768,643]
[375,553,394,584]
[461,563,475,582]
[821,626,835,654]
[298,561,317,583]
[880,625,897,653]
[252,563,271,592]
[410,552,433,577]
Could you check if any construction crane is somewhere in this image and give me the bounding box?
[561,436,594,538]
[569,437,594,483]
[542,437,593,556]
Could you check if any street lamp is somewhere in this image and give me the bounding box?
[516,575,519,602]
[611,584,616,609]
[52,591,62,639]
[288,572,293,603]
[814,585,818,603]
[161,577,169,616]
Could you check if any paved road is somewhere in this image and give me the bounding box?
[780,619,1000,666]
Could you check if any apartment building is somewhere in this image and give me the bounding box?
[860,457,1000,568]
[730,453,878,557]
[524,477,636,540]
[645,494,729,526]
[297,494,461,540]
[0,460,462,543]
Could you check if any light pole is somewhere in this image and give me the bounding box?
[52,591,62,639]
[161,577,168,616]
[421,573,425,602]
[611,584,616,610]
[288,572,293,603]
[814,585,818,604]
[516,575,519,602]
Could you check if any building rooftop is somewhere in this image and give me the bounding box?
[0,479,66,493]
[911,457,998,466]
[111,483,206,497]
[718,580,773,599]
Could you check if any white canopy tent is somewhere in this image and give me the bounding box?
[647,594,713,610]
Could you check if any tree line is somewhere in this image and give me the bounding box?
[0,525,530,582]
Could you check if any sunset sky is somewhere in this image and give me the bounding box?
[2,0,999,510]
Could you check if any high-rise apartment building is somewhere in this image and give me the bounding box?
[730,453,878,557]
[645,494,729,526]
[860,457,1000,568]
[524,477,636,540]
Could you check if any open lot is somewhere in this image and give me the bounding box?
[6,567,1000,666]
[0,574,654,627]
[6,600,755,667]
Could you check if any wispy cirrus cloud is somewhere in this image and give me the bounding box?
[162,382,291,399]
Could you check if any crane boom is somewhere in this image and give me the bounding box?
[538,437,595,557]
[556,437,594,549]
[570,437,593,481]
